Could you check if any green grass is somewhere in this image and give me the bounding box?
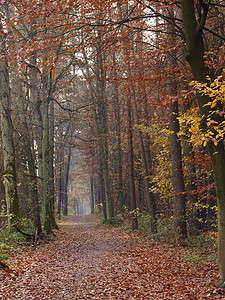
[0,219,36,257]
[182,250,217,266]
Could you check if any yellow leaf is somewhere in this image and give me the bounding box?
[211,100,217,108]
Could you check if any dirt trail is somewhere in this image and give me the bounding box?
[0,215,223,299]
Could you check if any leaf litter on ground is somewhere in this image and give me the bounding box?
[0,215,224,299]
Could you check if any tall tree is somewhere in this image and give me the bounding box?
[127,92,138,230]
[0,17,20,225]
[167,8,187,240]
[180,0,225,284]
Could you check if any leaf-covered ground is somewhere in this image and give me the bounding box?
[0,215,224,299]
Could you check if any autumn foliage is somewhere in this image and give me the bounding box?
[0,0,225,288]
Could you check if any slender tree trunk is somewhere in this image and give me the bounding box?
[29,48,43,205]
[57,124,64,219]
[90,176,95,214]
[25,138,42,233]
[127,94,138,230]
[169,100,187,240]
[181,0,225,283]
[49,99,58,229]
[42,96,51,232]
[42,69,52,232]
[93,176,98,210]
[112,47,124,214]
[63,126,72,216]
[97,148,107,220]
[181,102,200,235]
[167,9,187,240]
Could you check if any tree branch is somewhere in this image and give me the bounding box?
[197,0,211,33]
[51,98,74,112]
[203,26,225,41]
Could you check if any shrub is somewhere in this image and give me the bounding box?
[100,215,123,227]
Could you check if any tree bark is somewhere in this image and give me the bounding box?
[23,123,42,233]
[49,99,58,229]
[181,0,225,284]
[127,94,138,230]
[42,93,52,233]
[181,102,200,235]
[0,19,20,225]
[63,124,72,216]
[132,90,157,233]
[176,5,200,235]
[97,147,107,220]
[90,176,95,214]
[81,29,113,219]
[167,8,187,240]
[169,101,187,240]
[28,35,43,205]
[112,47,124,214]
[95,23,114,219]
[57,124,64,219]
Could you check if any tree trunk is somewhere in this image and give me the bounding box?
[132,89,157,233]
[181,102,200,235]
[175,6,200,236]
[14,56,42,233]
[167,9,187,240]
[0,20,20,225]
[29,48,43,206]
[169,101,187,240]
[42,78,51,233]
[82,32,113,219]
[127,95,138,230]
[112,47,124,214]
[63,126,72,216]
[124,28,156,233]
[90,176,95,214]
[57,124,64,219]
[42,98,51,232]
[97,147,107,220]
[95,24,114,219]
[49,99,58,229]
[181,0,225,283]
[4,7,42,230]
[23,123,42,233]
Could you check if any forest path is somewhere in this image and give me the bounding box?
[0,215,222,299]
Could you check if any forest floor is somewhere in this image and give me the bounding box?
[0,215,224,299]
